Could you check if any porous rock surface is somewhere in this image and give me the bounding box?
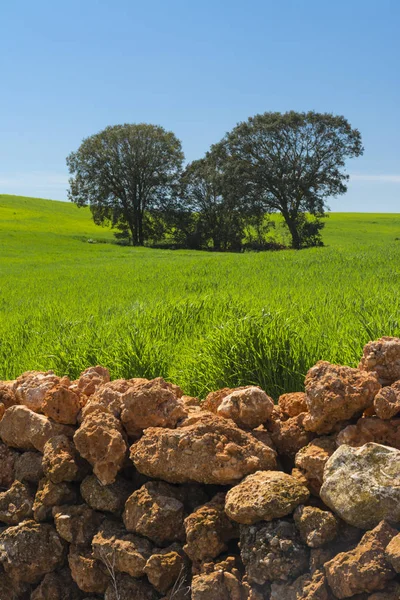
[0,340,400,599]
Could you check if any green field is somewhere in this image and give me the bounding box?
[1,194,400,399]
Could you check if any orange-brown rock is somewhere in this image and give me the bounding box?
[368,582,400,600]
[184,493,238,563]
[42,434,88,483]
[144,544,186,594]
[303,361,381,434]
[42,384,82,425]
[130,414,277,485]
[359,337,400,385]
[373,381,400,419]
[68,545,109,594]
[81,378,134,419]
[13,370,61,412]
[0,405,73,452]
[216,386,274,429]
[73,409,127,485]
[0,520,66,584]
[120,377,187,437]
[80,474,132,514]
[294,437,337,495]
[104,573,159,600]
[203,387,247,414]
[0,403,4,421]
[33,477,78,521]
[336,417,400,449]
[225,471,309,524]
[31,567,83,600]
[278,392,308,418]
[385,533,400,573]
[0,381,16,409]
[293,505,338,548]
[123,481,186,545]
[191,570,248,600]
[250,426,275,450]
[270,569,331,600]
[14,450,44,483]
[0,480,33,524]
[324,521,397,598]
[0,441,18,488]
[73,365,110,397]
[53,503,103,545]
[266,410,314,458]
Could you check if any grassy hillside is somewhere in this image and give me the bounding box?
[1,194,400,397]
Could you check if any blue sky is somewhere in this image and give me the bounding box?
[0,0,399,211]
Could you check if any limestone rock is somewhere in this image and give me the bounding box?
[293,505,338,548]
[92,519,153,578]
[0,481,33,524]
[0,520,66,584]
[203,387,247,414]
[130,414,277,485]
[359,337,400,385]
[30,567,83,600]
[324,521,397,598]
[191,571,248,600]
[80,474,132,514]
[266,411,314,458]
[53,504,103,545]
[82,379,133,419]
[303,361,381,434]
[68,545,109,594]
[42,435,88,484]
[184,493,238,562]
[278,392,308,419]
[216,386,274,429]
[0,380,16,410]
[144,544,186,594]
[368,582,400,600]
[374,381,400,419]
[294,437,337,495]
[385,533,400,573]
[73,409,127,485]
[73,365,110,397]
[0,405,73,452]
[270,570,331,600]
[104,573,159,600]
[14,451,44,483]
[120,377,186,437]
[225,471,309,524]
[33,477,78,522]
[13,370,60,412]
[336,417,400,449]
[123,481,186,545]
[0,441,18,488]
[42,384,82,425]
[321,443,400,529]
[240,520,309,585]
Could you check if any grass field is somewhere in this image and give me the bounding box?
[1,194,400,399]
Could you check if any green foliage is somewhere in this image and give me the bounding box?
[1,195,400,399]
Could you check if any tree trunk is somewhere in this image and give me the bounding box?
[138,209,144,246]
[283,213,301,250]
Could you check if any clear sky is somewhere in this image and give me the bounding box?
[1,0,399,211]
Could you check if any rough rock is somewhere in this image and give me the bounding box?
[303,361,381,434]
[81,379,133,419]
[68,545,109,594]
[123,481,186,545]
[73,409,127,485]
[42,384,82,425]
[0,405,73,452]
[0,404,4,422]
[130,414,277,485]
[144,544,186,593]
[216,386,274,429]
[359,337,400,385]
[53,503,103,545]
[13,370,61,412]
[184,493,238,562]
[191,570,248,600]
[278,392,309,419]
[33,477,78,521]
[293,505,338,548]
[294,437,337,495]
[385,533,400,573]
[73,365,110,397]
[270,569,331,600]
[80,474,132,514]
[324,520,397,598]
[42,435,88,484]
[0,441,18,488]
[374,381,400,419]
[0,480,33,524]
[321,443,400,529]
[14,450,44,483]
[31,567,83,600]
[0,380,16,410]
[225,471,309,525]
[104,573,159,600]
[0,520,66,583]
[266,411,314,458]
[336,417,400,450]
[203,387,247,414]
[92,519,153,578]
[240,520,309,585]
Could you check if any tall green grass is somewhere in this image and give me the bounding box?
[1,194,400,398]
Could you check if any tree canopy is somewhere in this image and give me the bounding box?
[67,123,184,246]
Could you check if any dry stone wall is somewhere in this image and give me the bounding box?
[1,338,400,599]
